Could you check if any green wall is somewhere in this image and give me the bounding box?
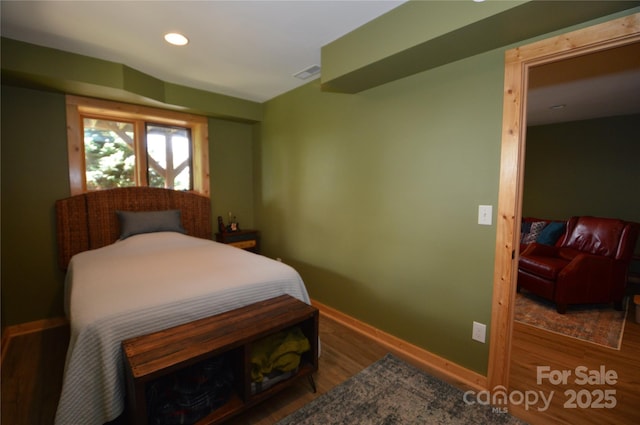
[254,8,638,375]
[523,115,640,224]
[523,115,640,260]
[1,86,69,325]
[0,86,255,327]
[210,118,255,228]
[1,37,263,122]
[256,48,505,374]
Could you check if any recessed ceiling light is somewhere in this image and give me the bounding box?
[164,32,189,46]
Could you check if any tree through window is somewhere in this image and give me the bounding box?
[83,120,193,191]
[67,95,209,196]
[84,118,136,190]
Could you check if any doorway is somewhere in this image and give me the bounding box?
[487,13,640,390]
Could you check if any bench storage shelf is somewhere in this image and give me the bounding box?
[122,295,319,425]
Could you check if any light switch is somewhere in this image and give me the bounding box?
[472,321,487,343]
[478,205,492,225]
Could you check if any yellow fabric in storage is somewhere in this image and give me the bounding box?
[250,326,310,382]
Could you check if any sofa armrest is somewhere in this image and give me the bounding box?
[556,253,616,302]
[560,253,613,278]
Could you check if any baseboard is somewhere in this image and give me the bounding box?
[0,317,69,367]
[311,298,488,392]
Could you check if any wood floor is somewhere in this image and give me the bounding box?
[509,301,640,425]
[1,313,389,425]
[2,306,639,425]
[1,320,70,425]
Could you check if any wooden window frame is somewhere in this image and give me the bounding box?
[66,95,210,197]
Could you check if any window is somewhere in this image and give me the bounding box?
[83,118,136,190]
[66,95,209,196]
[146,124,192,191]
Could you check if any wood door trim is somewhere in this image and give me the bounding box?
[488,13,640,390]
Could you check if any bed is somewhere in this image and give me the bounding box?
[54,187,311,425]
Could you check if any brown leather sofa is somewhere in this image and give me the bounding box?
[518,216,639,313]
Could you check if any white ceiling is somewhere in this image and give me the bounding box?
[1,0,406,103]
[527,69,640,126]
[527,41,640,126]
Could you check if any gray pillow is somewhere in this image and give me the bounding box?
[116,210,185,240]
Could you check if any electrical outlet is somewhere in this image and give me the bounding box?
[472,321,487,343]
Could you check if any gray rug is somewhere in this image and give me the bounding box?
[277,354,526,425]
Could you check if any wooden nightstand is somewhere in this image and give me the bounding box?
[215,230,260,253]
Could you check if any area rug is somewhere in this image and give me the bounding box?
[276,354,526,425]
[514,290,628,350]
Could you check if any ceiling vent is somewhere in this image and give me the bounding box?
[293,64,321,80]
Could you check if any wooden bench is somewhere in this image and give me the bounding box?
[122,295,319,425]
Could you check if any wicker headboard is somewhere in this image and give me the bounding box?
[56,187,212,269]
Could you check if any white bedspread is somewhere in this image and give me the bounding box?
[55,232,310,425]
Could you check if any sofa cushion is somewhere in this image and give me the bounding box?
[519,255,569,280]
[563,216,625,258]
[536,221,566,245]
[522,221,547,244]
